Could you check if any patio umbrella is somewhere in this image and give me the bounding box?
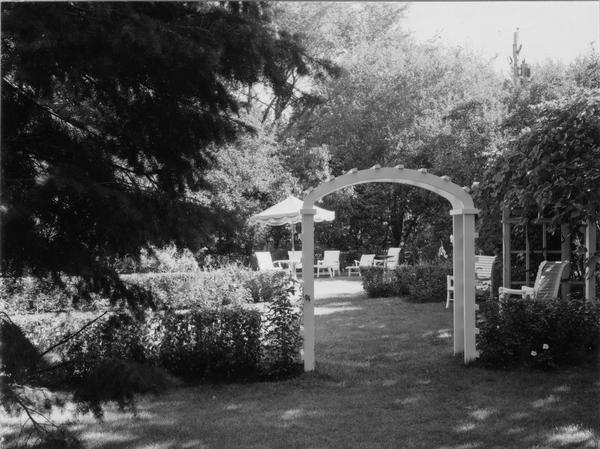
[249,195,335,250]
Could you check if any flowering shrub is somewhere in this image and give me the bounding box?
[361,264,451,302]
[477,297,600,369]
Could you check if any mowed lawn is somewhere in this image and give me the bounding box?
[3,278,599,449]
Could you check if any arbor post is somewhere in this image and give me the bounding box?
[452,213,464,355]
[301,208,316,371]
[462,211,478,362]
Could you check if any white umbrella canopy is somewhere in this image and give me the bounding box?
[249,195,335,250]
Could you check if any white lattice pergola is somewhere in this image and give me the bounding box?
[300,166,479,371]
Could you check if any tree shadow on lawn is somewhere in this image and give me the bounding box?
[3,291,598,449]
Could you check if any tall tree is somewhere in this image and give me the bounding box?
[281,7,505,256]
[1,2,330,301]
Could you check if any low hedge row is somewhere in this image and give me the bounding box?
[119,267,291,309]
[361,264,451,302]
[1,267,291,313]
[15,288,302,382]
[477,297,600,369]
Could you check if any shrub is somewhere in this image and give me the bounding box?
[361,263,451,302]
[128,244,200,273]
[0,276,110,313]
[121,265,294,309]
[120,267,254,309]
[148,307,262,381]
[402,264,451,302]
[13,294,300,382]
[477,297,600,369]
[261,277,302,379]
[361,267,403,298]
[245,270,294,303]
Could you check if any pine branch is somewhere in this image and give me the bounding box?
[39,311,109,358]
[2,77,103,139]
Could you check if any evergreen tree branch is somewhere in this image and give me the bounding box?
[2,77,103,139]
[38,310,109,358]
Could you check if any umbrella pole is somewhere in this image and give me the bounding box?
[290,221,295,251]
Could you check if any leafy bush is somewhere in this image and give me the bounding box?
[477,297,600,369]
[0,276,110,313]
[245,270,292,303]
[15,307,263,382]
[402,264,451,302]
[361,267,404,298]
[14,285,303,383]
[122,265,294,308]
[261,277,302,379]
[147,307,263,381]
[362,264,451,302]
[2,264,292,314]
[116,244,200,274]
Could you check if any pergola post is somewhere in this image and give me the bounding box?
[561,224,571,299]
[452,213,464,354]
[585,220,597,301]
[301,208,316,371]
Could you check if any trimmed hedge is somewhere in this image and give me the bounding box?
[361,264,451,302]
[477,297,600,369]
[14,288,302,382]
[1,266,293,313]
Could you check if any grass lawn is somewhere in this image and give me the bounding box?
[2,278,599,448]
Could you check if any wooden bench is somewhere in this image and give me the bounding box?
[446,255,497,308]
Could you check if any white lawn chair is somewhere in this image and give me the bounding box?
[446,255,497,308]
[315,250,340,278]
[374,247,401,269]
[498,260,570,301]
[346,254,376,277]
[255,251,285,271]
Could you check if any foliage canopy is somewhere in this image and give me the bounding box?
[1,2,330,299]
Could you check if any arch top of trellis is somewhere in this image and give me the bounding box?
[300,165,479,372]
[302,166,476,212]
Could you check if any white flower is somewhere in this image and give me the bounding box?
[542,344,549,350]
[531,351,537,357]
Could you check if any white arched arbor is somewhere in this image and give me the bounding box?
[301,166,479,371]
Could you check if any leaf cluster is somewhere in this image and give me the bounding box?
[479,88,600,228]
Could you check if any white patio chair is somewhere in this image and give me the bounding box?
[255,251,285,271]
[498,260,570,301]
[446,255,497,308]
[315,250,340,278]
[346,254,376,277]
[374,247,401,269]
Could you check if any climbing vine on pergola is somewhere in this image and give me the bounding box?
[477,89,600,300]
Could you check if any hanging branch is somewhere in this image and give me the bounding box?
[39,310,109,358]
